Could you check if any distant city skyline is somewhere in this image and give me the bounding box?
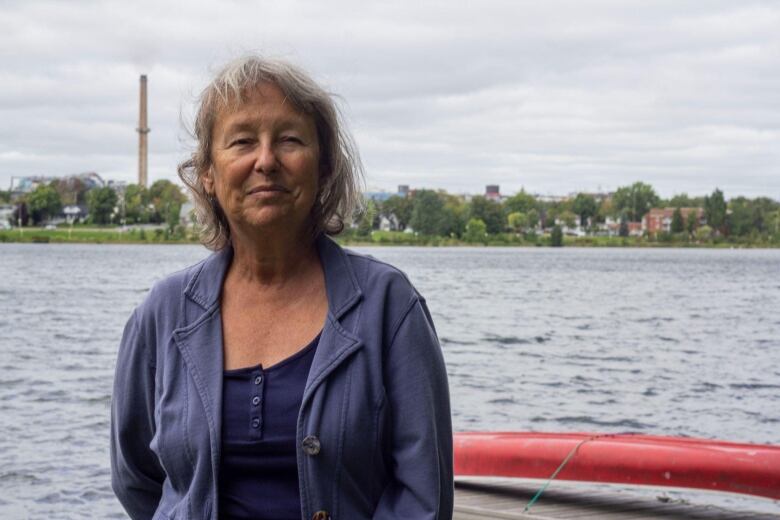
[1,1,778,199]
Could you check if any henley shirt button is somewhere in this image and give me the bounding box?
[254,375,263,385]
[251,417,260,429]
[252,396,260,406]
[302,435,321,456]
[311,510,330,520]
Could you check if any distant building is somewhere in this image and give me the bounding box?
[0,204,15,228]
[379,214,399,232]
[73,172,105,190]
[536,194,569,204]
[397,185,410,198]
[63,205,87,224]
[485,185,501,201]
[598,217,644,237]
[107,179,128,193]
[9,176,55,195]
[644,207,704,234]
[10,172,105,197]
[571,191,614,203]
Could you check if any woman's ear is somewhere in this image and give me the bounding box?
[202,167,215,196]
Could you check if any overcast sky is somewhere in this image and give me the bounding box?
[1,0,778,199]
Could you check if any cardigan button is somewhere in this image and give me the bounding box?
[302,435,321,456]
[311,510,330,520]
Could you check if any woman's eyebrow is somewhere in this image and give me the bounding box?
[222,120,256,134]
[223,116,308,134]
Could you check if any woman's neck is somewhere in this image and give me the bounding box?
[228,227,320,287]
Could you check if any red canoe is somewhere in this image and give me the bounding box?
[454,432,780,500]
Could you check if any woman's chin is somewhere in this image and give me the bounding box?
[233,207,309,236]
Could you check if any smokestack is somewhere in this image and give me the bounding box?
[137,74,150,188]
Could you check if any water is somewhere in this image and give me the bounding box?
[1,243,779,518]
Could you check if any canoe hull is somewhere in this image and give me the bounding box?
[454,432,780,499]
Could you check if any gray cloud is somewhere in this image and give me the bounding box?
[1,0,778,198]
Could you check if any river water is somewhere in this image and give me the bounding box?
[1,243,779,518]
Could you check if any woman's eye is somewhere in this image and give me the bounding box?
[229,138,252,147]
[280,135,302,144]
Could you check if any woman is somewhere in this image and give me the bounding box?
[110,56,453,520]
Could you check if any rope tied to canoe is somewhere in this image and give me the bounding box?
[523,433,620,513]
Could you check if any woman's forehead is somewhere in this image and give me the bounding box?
[214,83,310,127]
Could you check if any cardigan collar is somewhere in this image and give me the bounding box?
[182,234,363,320]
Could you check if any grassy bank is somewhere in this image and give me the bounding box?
[1,227,778,248]
[338,230,780,248]
[0,227,196,245]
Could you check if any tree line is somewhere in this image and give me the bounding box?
[3,179,778,243]
[1,179,186,230]
[354,182,780,242]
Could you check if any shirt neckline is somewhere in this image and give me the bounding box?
[223,331,321,375]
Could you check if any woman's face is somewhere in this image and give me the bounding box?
[205,82,321,238]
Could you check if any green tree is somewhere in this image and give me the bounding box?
[559,210,577,228]
[728,197,754,237]
[686,210,698,234]
[541,209,556,229]
[0,189,10,203]
[87,187,118,224]
[124,184,150,224]
[469,196,504,234]
[596,197,614,223]
[728,196,778,236]
[550,225,563,246]
[53,176,89,206]
[440,193,468,238]
[668,193,705,209]
[149,180,187,229]
[671,208,684,233]
[703,188,727,234]
[507,212,528,233]
[526,208,540,230]
[504,189,537,215]
[753,197,780,219]
[612,182,660,221]
[572,193,597,227]
[695,225,713,241]
[357,199,378,237]
[619,213,629,237]
[27,184,62,224]
[409,190,447,236]
[463,218,487,244]
[380,195,413,231]
[767,210,780,236]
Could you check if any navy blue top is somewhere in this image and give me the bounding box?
[219,334,319,520]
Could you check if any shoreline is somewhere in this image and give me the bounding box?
[1,228,778,248]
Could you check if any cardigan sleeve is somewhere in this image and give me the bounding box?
[110,308,165,519]
[373,297,454,520]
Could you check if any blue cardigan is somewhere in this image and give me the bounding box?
[110,235,454,519]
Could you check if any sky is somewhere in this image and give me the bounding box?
[1,0,778,199]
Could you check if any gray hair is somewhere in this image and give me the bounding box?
[178,55,364,250]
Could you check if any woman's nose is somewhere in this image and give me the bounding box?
[252,141,279,174]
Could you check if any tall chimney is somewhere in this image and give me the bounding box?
[137,74,150,188]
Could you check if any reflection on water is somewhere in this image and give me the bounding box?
[1,244,779,517]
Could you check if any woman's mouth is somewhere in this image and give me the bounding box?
[246,185,289,197]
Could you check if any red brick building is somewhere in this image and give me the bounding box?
[643,207,704,234]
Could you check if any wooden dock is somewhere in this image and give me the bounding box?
[453,478,780,519]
